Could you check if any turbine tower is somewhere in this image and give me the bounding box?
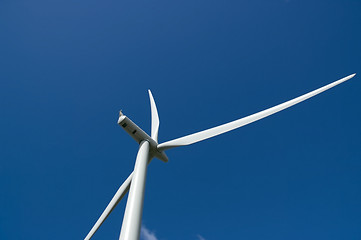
[85,73,356,240]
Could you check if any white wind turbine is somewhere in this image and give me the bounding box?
[85,73,356,240]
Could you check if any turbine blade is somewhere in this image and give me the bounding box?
[84,173,133,240]
[158,73,356,151]
[148,90,160,142]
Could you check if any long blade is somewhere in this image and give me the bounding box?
[84,173,133,240]
[158,73,356,151]
[148,90,160,142]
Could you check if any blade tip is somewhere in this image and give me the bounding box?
[347,73,356,79]
[148,89,154,99]
[341,73,356,82]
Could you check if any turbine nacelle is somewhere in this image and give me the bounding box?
[118,111,168,162]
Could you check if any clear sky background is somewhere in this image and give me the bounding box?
[0,1,360,240]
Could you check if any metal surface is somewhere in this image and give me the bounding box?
[119,141,150,240]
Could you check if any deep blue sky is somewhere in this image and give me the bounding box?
[0,1,360,239]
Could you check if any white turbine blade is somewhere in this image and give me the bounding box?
[158,73,356,151]
[148,90,160,142]
[84,173,133,240]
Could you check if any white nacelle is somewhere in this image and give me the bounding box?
[118,112,168,162]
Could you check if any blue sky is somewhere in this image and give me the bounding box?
[0,1,360,239]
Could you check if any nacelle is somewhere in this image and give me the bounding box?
[118,111,168,162]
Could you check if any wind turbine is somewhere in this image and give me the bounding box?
[85,73,356,240]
